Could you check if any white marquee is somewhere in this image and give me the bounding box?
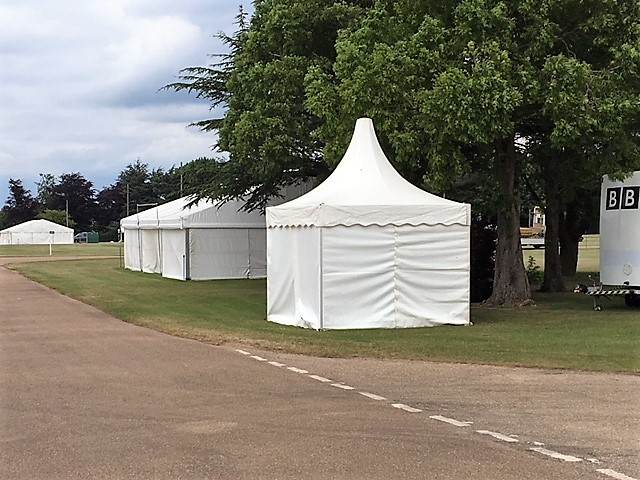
[266,118,471,330]
[121,196,267,281]
[0,219,74,245]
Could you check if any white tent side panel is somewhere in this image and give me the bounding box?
[321,226,396,329]
[123,226,268,281]
[189,229,248,280]
[322,224,469,329]
[248,229,267,278]
[267,224,470,330]
[42,232,74,244]
[600,171,640,287]
[393,225,470,327]
[141,230,162,274]
[161,230,186,280]
[267,227,321,329]
[123,229,141,271]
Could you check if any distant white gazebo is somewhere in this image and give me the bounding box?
[0,219,74,245]
[266,118,471,330]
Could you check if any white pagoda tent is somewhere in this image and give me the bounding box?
[266,118,471,330]
[0,219,74,245]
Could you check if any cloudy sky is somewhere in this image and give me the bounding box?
[0,0,251,201]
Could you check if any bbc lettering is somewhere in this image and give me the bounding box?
[606,186,640,210]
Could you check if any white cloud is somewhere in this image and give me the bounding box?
[0,0,247,199]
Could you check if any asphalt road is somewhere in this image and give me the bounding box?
[1,263,638,479]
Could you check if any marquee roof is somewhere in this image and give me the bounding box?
[267,118,470,228]
[0,219,73,233]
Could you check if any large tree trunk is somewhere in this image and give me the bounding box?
[486,137,532,306]
[560,202,581,277]
[541,158,564,292]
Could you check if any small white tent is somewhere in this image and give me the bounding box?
[120,197,267,280]
[0,219,74,245]
[266,118,471,330]
[600,171,640,287]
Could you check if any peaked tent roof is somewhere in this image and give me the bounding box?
[120,196,265,230]
[0,219,73,233]
[267,118,470,228]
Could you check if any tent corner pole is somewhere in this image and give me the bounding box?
[184,228,191,281]
[247,228,251,279]
[319,227,324,331]
[137,228,143,272]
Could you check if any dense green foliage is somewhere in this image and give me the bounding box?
[168,1,374,210]
[306,0,639,177]
[36,209,76,229]
[1,179,39,228]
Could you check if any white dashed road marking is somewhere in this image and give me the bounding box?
[287,367,308,374]
[596,469,639,480]
[429,415,472,427]
[392,403,422,413]
[476,430,519,443]
[529,447,582,463]
[359,391,387,401]
[232,349,630,478]
[331,383,355,390]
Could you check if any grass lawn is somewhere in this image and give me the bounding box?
[0,242,120,257]
[11,244,639,373]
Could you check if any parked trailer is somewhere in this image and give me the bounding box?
[576,171,640,310]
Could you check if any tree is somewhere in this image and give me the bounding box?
[35,173,57,208]
[37,209,76,229]
[303,1,532,304]
[559,181,599,277]
[304,0,640,303]
[167,1,373,210]
[50,173,96,232]
[93,161,152,241]
[1,179,39,227]
[93,160,207,240]
[534,2,640,290]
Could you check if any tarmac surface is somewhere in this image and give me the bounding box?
[1,260,638,479]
